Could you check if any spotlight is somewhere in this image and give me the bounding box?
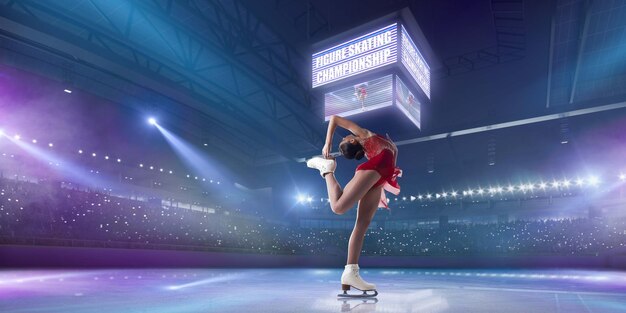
[48,143,53,147]
[149,166,154,170]
[148,117,157,125]
[92,153,97,157]
[64,89,72,94]
[139,163,144,167]
[507,185,515,192]
[78,149,83,154]
[576,178,584,186]
[539,182,547,189]
[552,181,560,188]
[418,195,423,200]
[105,156,109,160]
[0,129,4,136]
[307,196,313,203]
[477,189,484,195]
[562,180,570,187]
[13,134,20,140]
[451,191,458,197]
[619,174,625,181]
[297,195,306,203]
[426,194,432,199]
[588,176,599,186]
[169,170,173,174]
[117,158,121,163]
[32,139,37,144]
[410,196,416,201]
[496,186,503,193]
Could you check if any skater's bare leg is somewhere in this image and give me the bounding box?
[347,184,382,264]
[325,170,381,215]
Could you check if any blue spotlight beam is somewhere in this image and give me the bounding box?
[6,136,111,188]
[153,124,228,185]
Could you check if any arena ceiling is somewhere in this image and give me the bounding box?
[1,0,625,184]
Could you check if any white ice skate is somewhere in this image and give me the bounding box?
[306,156,336,177]
[338,264,378,298]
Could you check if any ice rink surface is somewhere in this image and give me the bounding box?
[1,268,625,312]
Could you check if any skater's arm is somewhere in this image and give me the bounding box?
[323,115,372,158]
[325,115,370,145]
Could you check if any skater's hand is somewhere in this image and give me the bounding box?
[322,143,331,159]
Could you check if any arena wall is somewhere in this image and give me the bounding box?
[2,245,623,269]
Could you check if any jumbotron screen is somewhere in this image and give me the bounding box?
[324,75,394,121]
[395,77,421,129]
[312,24,398,88]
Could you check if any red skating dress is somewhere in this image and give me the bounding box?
[355,133,402,209]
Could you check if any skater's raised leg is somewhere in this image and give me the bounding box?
[324,170,380,215]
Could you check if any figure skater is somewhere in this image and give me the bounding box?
[306,115,401,297]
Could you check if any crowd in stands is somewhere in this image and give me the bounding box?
[1,178,625,256]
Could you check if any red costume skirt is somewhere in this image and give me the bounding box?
[355,149,402,209]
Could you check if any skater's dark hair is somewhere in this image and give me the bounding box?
[339,140,365,160]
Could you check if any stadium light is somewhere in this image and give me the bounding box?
[0,129,4,136]
[297,194,306,203]
[307,196,313,203]
[426,194,432,199]
[13,134,20,140]
[576,178,584,186]
[562,180,570,187]
[148,117,157,125]
[539,182,547,189]
[32,139,37,144]
[619,174,625,181]
[588,176,599,186]
[451,191,458,197]
[507,185,515,192]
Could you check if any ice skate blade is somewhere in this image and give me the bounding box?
[337,289,378,298]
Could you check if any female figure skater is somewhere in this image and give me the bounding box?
[307,115,401,297]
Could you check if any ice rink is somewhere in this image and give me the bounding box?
[1,268,625,312]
